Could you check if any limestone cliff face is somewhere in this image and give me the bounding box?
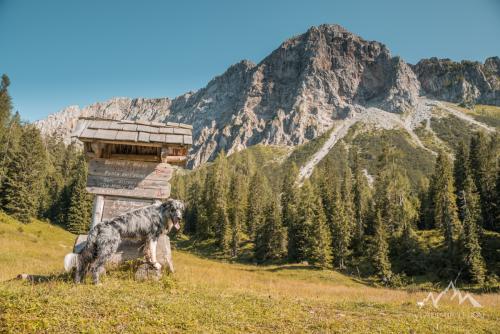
[412,57,500,106]
[35,24,497,168]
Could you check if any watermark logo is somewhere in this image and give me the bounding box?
[417,281,482,308]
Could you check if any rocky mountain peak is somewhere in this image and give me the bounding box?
[35,24,498,168]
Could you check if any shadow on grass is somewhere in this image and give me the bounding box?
[12,272,73,284]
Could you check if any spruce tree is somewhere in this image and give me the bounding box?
[228,173,247,257]
[307,191,332,268]
[255,198,287,263]
[281,163,300,261]
[66,155,93,234]
[1,125,47,223]
[372,210,392,281]
[330,181,352,270]
[432,152,461,254]
[459,174,486,284]
[293,180,316,263]
[469,132,498,231]
[351,149,371,247]
[247,168,271,239]
[0,74,12,130]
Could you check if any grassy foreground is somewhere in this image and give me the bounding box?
[1,217,499,333]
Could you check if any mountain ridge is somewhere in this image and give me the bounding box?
[34,24,499,168]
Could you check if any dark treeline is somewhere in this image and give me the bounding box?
[0,74,92,233]
[173,133,499,286]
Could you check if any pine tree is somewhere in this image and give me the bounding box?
[351,149,371,247]
[432,152,461,254]
[329,182,352,270]
[204,151,231,250]
[66,155,93,234]
[255,198,287,263]
[281,163,300,261]
[293,180,316,263]
[298,180,332,267]
[1,125,48,223]
[459,174,486,284]
[0,74,12,130]
[247,169,271,239]
[469,132,498,231]
[372,210,392,281]
[454,141,469,204]
[228,173,247,257]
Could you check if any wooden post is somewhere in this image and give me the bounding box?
[163,235,174,273]
[91,195,105,229]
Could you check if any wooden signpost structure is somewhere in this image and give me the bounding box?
[71,117,192,272]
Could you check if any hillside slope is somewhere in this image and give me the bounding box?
[0,215,499,333]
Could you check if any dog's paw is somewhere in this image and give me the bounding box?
[153,262,162,270]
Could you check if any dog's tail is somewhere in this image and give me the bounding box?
[63,225,99,272]
[64,252,80,272]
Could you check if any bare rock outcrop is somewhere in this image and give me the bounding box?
[412,57,500,107]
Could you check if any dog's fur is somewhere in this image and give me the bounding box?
[64,199,184,284]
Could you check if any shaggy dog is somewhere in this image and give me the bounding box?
[64,199,184,284]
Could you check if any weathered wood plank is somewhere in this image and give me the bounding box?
[88,159,173,180]
[87,174,170,190]
[178,123,193,130]
[165,134,184,144]
[102,197,154,220]
[108,122,124,130]
[173,127,192,135]
[137,125,159,133]
[86,185,170,199]
[122,123,138,131]
[158,127,174,134]
[80,128,97,139]
[149,133,166,143]
[110,154,160,162]
[94,129,118,140]
[115,131,138,142]
[183,135,193,145]
[138,132,150,142]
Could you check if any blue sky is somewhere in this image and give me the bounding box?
[1,0,499,121]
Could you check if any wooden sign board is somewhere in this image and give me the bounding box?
[88,159,172,180]
[102,196,154,221]
[86,158,172,199]
[86,184,171,200]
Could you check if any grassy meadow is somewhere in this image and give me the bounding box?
[1,216,499,333]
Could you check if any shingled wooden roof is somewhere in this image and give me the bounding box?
[72,118,193,146]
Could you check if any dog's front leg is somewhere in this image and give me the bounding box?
[147,238,162,270]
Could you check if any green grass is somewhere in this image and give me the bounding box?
[1,215,500,333]
[0,213,75,281]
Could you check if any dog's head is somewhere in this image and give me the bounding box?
[161,199,185,232]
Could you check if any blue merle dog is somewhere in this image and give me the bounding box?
[64,199,184,284]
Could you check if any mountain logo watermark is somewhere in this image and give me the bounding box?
[417,281,482,308]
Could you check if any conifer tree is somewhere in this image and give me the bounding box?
[293,180,316,263]
[351,149,371,245]
[454,141,469,204]
[247,168,271,239]
[1,125,48,223]
[307,191,332,268]
[432,152,461,254]
[330,182,352,270]
[66,155,93,234]
[228,173,247,257]
[469,132,498,231]
[459,174,486,284]
[0,74,12,130]
[255,198,287,262]
[205,151,231,250]
[372,210,392,281]
[281,163,300,261]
